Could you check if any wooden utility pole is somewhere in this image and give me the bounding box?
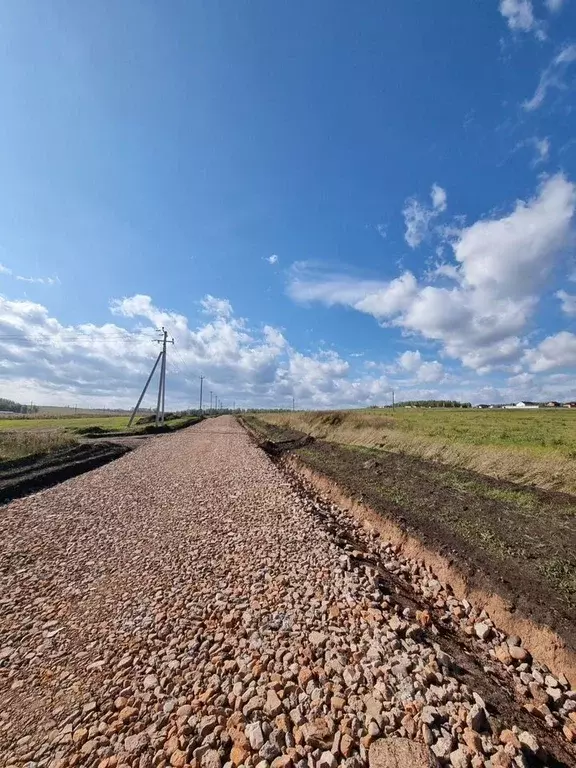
[199,376,204,413]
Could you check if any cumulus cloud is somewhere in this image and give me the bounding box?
[397,350,445,383]
[499,0,545,38]
[523,44,576,111]
[546,0,565,11]
[402,184,448,248]
[557,289,576,315]
[524,331,576,371]
[0,292,439,410]
[289,174,576,374]
[266,254,279,265]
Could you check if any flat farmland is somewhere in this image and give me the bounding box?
[259,408,576,494]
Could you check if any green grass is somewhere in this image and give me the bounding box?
[0,415,131,431]
[0,431,77,460]
[355,407,576,456]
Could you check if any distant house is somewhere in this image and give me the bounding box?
[545,401,561,408]
[503,401,540,409]
[476,404,490,409]
[565,402,576,408]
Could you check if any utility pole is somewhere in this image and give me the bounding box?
[128,350,163,427]
[392,389,395,410]
[209,391,213,412]
[292,396,295,412]
[199,376,204,414]
[154,327,174,426]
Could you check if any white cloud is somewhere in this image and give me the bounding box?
[397,350,445,383]
[522,136,550,165]
[523,44,576,111]
[199,295,234,318]
[402,183,448,248]
[546,0,565,12]
[266,254,279,265]
[289,175,576,374]
[0,262,59,285]
[499,0,545,38]
[557,289,576,315]
[524,331,576,371]
[431,184,447,212]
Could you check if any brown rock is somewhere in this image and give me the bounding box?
[170,750,186,768]
[368,738,438,767]
[340,733,354,757]
[563,725,576,743]
[462,728,482,753]
[528,682,550,705]
[230,743,250,766]
[264,689,283,717]
[118,706,139,722]
[302,718,333,749]
[494,645,513,666]
[499,729,520,749]
[508,645,530,662]
[491,750,513,768]
[298,667,314,688]
[271,758,293,768]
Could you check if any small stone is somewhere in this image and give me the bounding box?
[264,689,283,717]
[340,733,354,757]
[244,695,265,717]
[230,744,250,766]
[80,739,97,756]
[494,645,513,666]
[499,730,520,749]
[177,704,192,718]
[201,750,222,768]
[369,737,437,766]
[474,623,492,641]
[431,737,452,760]
[309,631,327,647]
[491,750,513,768]
[467,704,486,732]
[170,750,186,768]
[118,706,138,722]
[508,645,530,663]
[318,752,337,768]
[462,728,482,753]
[301,718,333,750]
[247,722,265,751]
[143,674,158,691]
[124,733,149,754]
[298,668,313,688]
[449,748,469,768]
[199,715,218,738]
[518,731,539,754]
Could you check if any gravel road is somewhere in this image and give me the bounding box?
[1,416,574,768]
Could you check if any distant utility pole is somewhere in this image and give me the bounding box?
[292,396,295,412]
[199,376,204,413]
[209,391,213,412]
[392,389,395,410]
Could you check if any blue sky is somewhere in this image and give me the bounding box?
[1,0,576,409]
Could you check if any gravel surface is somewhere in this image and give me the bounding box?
[0,416,574,768]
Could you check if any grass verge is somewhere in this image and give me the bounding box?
[259,409,576,495]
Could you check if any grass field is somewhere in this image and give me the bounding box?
[0,414,200,460]
[259,408,576,494]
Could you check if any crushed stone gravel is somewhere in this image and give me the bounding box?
[0,416,574,768]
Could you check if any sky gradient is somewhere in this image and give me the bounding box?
[1,0,576,409]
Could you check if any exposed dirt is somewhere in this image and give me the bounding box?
[0,441,132,504]
[241,416,576,678]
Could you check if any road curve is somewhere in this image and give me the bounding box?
[0,416,571,768]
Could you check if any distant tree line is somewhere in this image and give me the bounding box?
[0,398,39,414]
[394,400,472,408]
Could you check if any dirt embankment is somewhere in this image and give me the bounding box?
[0,441,132,504]
[241,415,576,685]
